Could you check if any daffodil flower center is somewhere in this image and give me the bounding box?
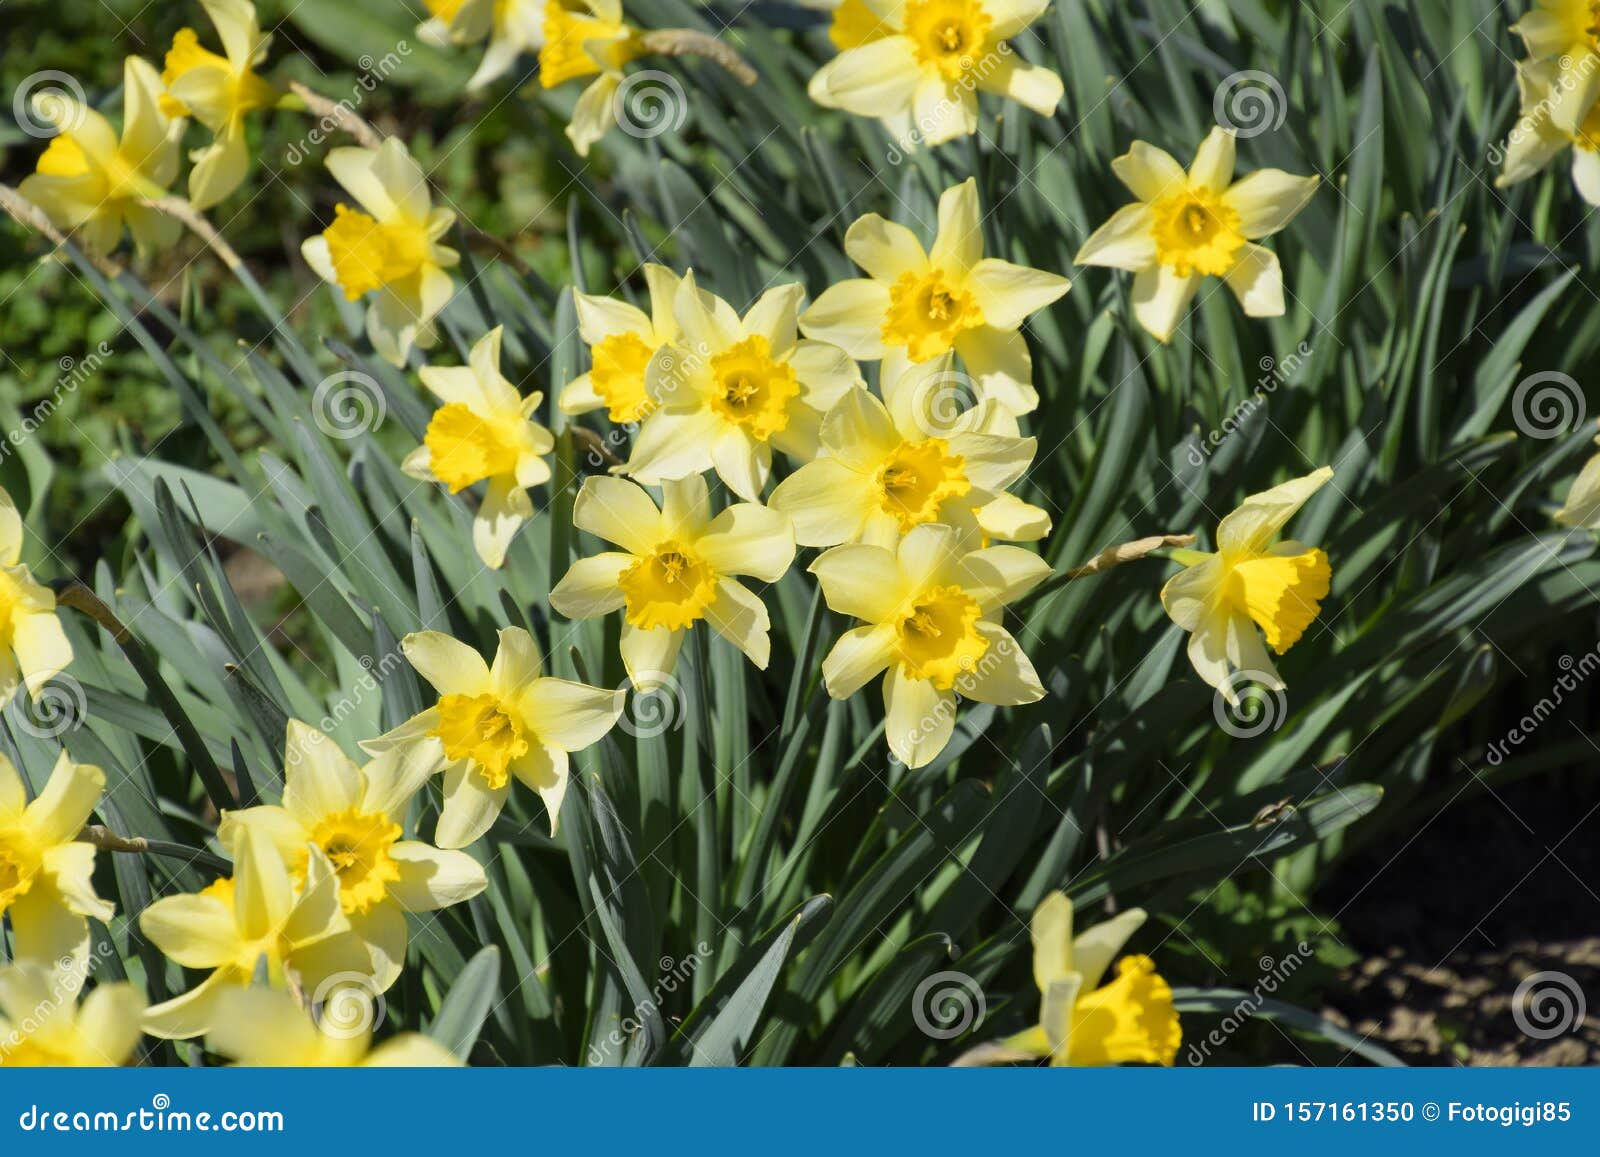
[308,808,403,915]
[35,135,146,202]
[424,403,521,492]
[895,585,988,689]
[4,1037,80,1067]
[1066,955,1181,1067]
[0,836,39,915]
[619,540,718,630]
[1151,188,1245,278]
[432,693,529,790]
[708,336,800,441]
[1221,548,1330,654]
[905,0,992,78]
[876,439,971,531]
[590,331,657,423]
[323,203,431,301]
[883,270,983,362]
[539,1,637,88]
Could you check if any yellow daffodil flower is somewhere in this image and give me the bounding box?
[139,825,373,1040]
[402,327,554,569]
[17,57,183,257]
[364,627,624,847]
[768,370,1049,549]
[421,0,547,90]
[800,179,1070,415]
[1161,466,1333,701]
[158,0,281,209]
[206,985,461,1066]
[0,752,113,969]
[1074,127,1319,344]
[550,475,797,689]
[561,264,699,424]
[623,276,862,501]
[1512,0,1600,133]
[1556,435,1600,528]
[810,522,1048,767]
[807,0,1062,149]
[0,488,74,710]
[1497,60,1600,205]
[0,963,144,1067]
[301,137,460,367]
[957,892,1180,1066]
[218,721,487,991]
[539,0,641,156]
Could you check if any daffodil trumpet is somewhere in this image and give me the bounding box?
[1160,467,1334,701]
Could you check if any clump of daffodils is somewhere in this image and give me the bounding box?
[808,0,1063,149]
[158,0,283,208]
[403,326,554,568]
[301,137,460,367]
[1161,467,1334,700]
[956,892,1180,1066]
[18,56,184,257]
[1075,127,1318,343]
